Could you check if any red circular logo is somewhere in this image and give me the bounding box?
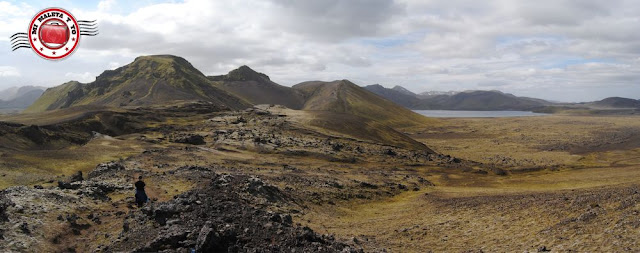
[28,8,80,60]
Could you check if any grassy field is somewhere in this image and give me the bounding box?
[2,105,640,252]
[408,115,640,169]
[302,114,640,252]
[0,136,149,188]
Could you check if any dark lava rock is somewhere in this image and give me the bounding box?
[491,167,507,176]
[58,181,81,190]
[89,162,125,179]
[359,181,378,189]
[538,246,551,252]
[79,182,122,201]
[19,222,30,234]
[112,173,361,253]
[384,149,397,156]
[148,202,183,226]
[417,177,435,186]
[173,134,206,145]
[244,176,286,202]
[139,228,189,252]
[66,213,91,231]
[69,171,83,183]
[176,165,210,172]
[18,125,47,145]
[58,171,85,189]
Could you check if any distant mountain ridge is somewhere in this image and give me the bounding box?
[590,97,640,108]
[391,85,416,96]
[0,86,45,109]
[418,90,459,98]
[365,85,551,111]
[363,84,421,108]
[416,90,551,111]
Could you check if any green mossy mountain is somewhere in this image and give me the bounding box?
[364,84,422,108]
[25,55,250,113]
[24,55,433,131]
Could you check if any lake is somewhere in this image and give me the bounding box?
[413,110,549,118]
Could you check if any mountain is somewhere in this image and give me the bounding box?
[367,85,550,111]
[590,97,640,108]
[19,56,433,149]
[363,84,422,108]
[0,89,44,109]
[25,55,250,113]
[293,80,434,128]
[414,90,549,110]
[208,66,306,109]
[0,87,19,101]
[418,90,459,99]
[391,85,416,96]
[0,86,45,101]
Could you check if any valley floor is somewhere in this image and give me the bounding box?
[304,115,640,252]
[1,106,639,252]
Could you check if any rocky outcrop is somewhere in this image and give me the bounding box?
[172,134,206,145]
[88,162,125,179]
[113,173,361,252]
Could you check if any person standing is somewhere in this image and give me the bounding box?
[135,176,148,207]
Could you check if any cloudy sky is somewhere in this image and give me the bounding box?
[1,0,639,102]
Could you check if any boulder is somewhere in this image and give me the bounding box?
[69,171,83,183]
[89,162,125,179]
[244,177,285,202]
[173,135,206,145]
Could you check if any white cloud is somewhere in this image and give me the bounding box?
[1,0,639,102]
[98,0,116,11]
[64,72,95,82]
[108,62,120,70]
[0,66,20,77]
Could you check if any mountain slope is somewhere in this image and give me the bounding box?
[0,87,20,101]
[414,90,549,110]
[369,85,550,111]
[418,91,460,99]
[0,86,45,101]
[208,66,305,109]
[25,55,250,113]
[590,97,640,108]
[391,85,417,96]
[364,84,422,108]
[0,88,44,109]
[293,80,434,128]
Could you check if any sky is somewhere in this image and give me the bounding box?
[1,0,639,102]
